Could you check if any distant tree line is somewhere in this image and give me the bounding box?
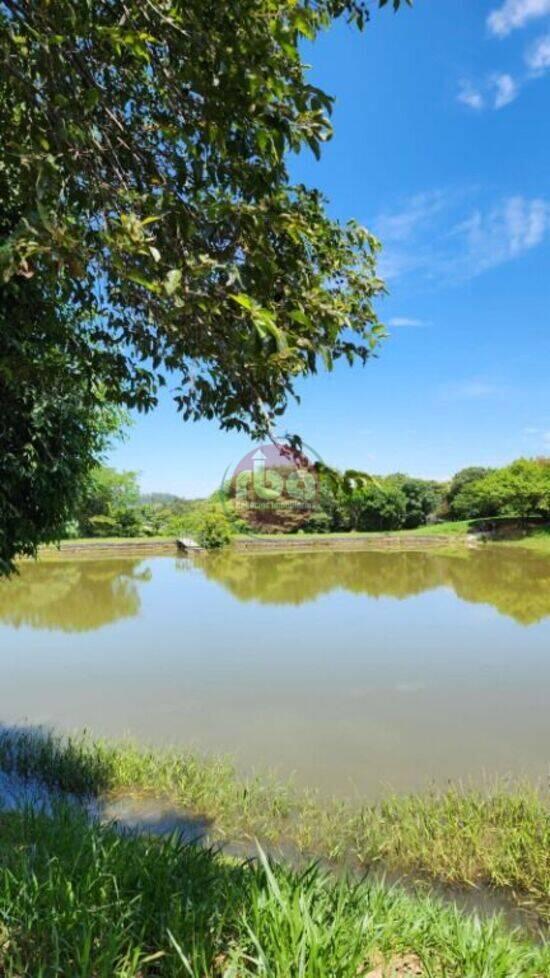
[300,458,550,533]
[301,458,550,533]
[66,467,205,540]
[65,456,550,545]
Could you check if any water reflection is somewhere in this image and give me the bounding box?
[0,559,150,632]
[0,548,548,795]
[200,546,550,625]
[1,546,549,635]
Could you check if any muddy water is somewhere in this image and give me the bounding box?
[0,546,549,796]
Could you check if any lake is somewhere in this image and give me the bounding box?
[1,545,549,797]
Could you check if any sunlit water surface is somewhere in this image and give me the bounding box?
[1,546,549,796]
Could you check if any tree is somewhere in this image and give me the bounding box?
[76,466,141,537]
[348,482,407,531]
[447,466,494,518]
[0,279,122,573]
[386,475,443,528]
[0,1,409,570]
[451,459,550,520]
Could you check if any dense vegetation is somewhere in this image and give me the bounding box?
[303,458,550,533]
[0,0,409,572]
[61,456,550,545]
[65,465,232,545]
[448,458,550,521]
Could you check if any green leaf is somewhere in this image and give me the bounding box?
[164,269,182,295]
[289,309,312,328]
[230,293,255,312]
[126,272,162,294]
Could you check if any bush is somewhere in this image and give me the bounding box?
[299,511,332,533]
[349,483,407,532]
[196,510,234,549]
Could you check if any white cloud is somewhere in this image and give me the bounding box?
[457,82,485,110]
[440,379,501,401]
[375,191,447,243]
[492,72,519,107]
[488,0,550,38]
[526,31,550,73]
[388,317,425,327]
[375,192,550,284]
[454,196,550,275]
[458,73,520,111]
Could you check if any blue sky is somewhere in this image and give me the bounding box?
[109,0,550,496]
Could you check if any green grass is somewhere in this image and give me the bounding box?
[1,729,548,923]
[0,803,547,978]
[236,524,470,542]
[402,521,472,537]
[41,535,176,547]
[498,529,550,555]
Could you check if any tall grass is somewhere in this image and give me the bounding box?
[0,727,548,922]
[0,803,547,977]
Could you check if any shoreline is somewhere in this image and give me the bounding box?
[40,531,467,557]
[0,727,547,927]
[38,523,550,557]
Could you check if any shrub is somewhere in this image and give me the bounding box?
[349,483,407,532]
[196,510,234,549]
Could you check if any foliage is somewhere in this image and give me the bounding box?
[195,509,234,549]
[447,466,495,518]
[0,1,410,435]
[0,726,549,922]
[386,475,444,529]
[0,801,546,978]
[72,466,212,539]
[56,456,550,542]
[76,466,142,537]
[248,458,550,535]
[299,470,438,533]
[348,482,407,531]
[299,510,333,533]
[0,0,410,570]
[451,458,550,520]
[0,280,122,573]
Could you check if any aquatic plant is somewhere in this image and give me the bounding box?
[0,803,547,977]
[0,727,548,922]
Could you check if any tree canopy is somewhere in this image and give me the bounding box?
[1,1,409,429]
[0,277,122,573]
[0,0,409,570]
[451,459,550,521]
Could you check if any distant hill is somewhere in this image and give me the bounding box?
[139,493,203,507]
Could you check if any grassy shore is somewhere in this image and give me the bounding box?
[1,803,547,978]
[1,729,548,925]
[498,528,550,555]
[37,522,550,556]
[236,523,470,541]
[41,535,175,547]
